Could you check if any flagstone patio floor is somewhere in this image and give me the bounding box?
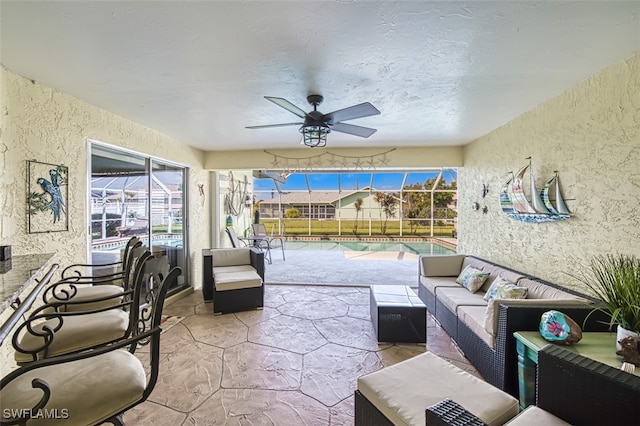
[125,283,480,425]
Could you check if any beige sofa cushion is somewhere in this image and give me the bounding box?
[357,351,519,426]
[420,254,465,277]
[480,265,527,293]
[3,349,146,425]
[518,278,589,301]
[15,310,129,363]
[483,297,592,336]
[458,305,495,347]
[437,287,487,314]
[420,276,460,294]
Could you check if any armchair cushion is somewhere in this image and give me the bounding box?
[212,248,252,267]
[214,270,262,291]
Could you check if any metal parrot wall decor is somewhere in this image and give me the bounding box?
[27,160,68,233]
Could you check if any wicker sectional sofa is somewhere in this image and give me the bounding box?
[417,254,608,397]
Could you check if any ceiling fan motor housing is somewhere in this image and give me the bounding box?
[307,94,324,107]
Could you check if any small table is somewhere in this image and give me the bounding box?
[513,331,639,410]
[244,235,273,264]
[370,285,426,343]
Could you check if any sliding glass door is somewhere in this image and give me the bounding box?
[150,161,186,288]
[89,142,189,295]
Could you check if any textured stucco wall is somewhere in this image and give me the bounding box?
[0,67,209,290]
[458,54,640,293]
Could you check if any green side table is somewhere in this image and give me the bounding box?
[513,331,638,410]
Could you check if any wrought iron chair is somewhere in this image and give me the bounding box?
[1,266,181,426]
[40,237,144,313]
[251,223,285,264]
[12,251,167,364]
[59,236,141,281]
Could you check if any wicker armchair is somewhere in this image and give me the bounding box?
[202,247,264,313]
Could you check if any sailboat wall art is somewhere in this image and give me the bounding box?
[500,157,570,223]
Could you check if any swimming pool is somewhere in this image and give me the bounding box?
[283,239,455,255]
[92,236,184,251]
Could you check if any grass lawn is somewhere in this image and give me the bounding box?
[260,219,455,237]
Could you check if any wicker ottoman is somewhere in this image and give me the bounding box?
[370,285,426,343]
[355,351,519,426]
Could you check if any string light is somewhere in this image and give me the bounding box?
[263,148,396,171]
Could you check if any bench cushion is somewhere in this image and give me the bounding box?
[357,352,519,426]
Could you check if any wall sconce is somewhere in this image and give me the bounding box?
[244,195,253,207]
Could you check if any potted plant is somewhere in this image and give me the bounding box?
[576,254,640,349]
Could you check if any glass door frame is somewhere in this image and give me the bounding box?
[87,140,190,295]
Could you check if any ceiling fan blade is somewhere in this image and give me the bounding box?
[323,102,380,124]
[264,96,308,119]
[246,122,303,129]
[330,122,377,138]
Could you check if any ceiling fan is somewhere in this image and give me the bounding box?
[246,95,381,148]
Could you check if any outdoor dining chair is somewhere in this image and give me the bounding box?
[251,223,285,264]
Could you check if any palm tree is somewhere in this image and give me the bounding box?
[353,198,363,235]
[374,192,397,235]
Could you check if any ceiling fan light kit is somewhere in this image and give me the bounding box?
[247,94,380,148]
[300,124,330,148]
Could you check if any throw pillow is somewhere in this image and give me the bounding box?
[483,277,514,301]
[484,278,528,301]
[456,265,490,293]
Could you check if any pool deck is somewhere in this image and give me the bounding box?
[264,248,419,287]
[264,238,457,286]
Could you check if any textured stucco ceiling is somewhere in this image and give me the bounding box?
[1,1,638,151]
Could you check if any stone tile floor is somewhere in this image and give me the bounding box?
[125,284,480,425]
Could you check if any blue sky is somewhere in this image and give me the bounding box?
[254,170,457,193]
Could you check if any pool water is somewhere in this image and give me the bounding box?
[93,236,183,251]
[283,240,454,255]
